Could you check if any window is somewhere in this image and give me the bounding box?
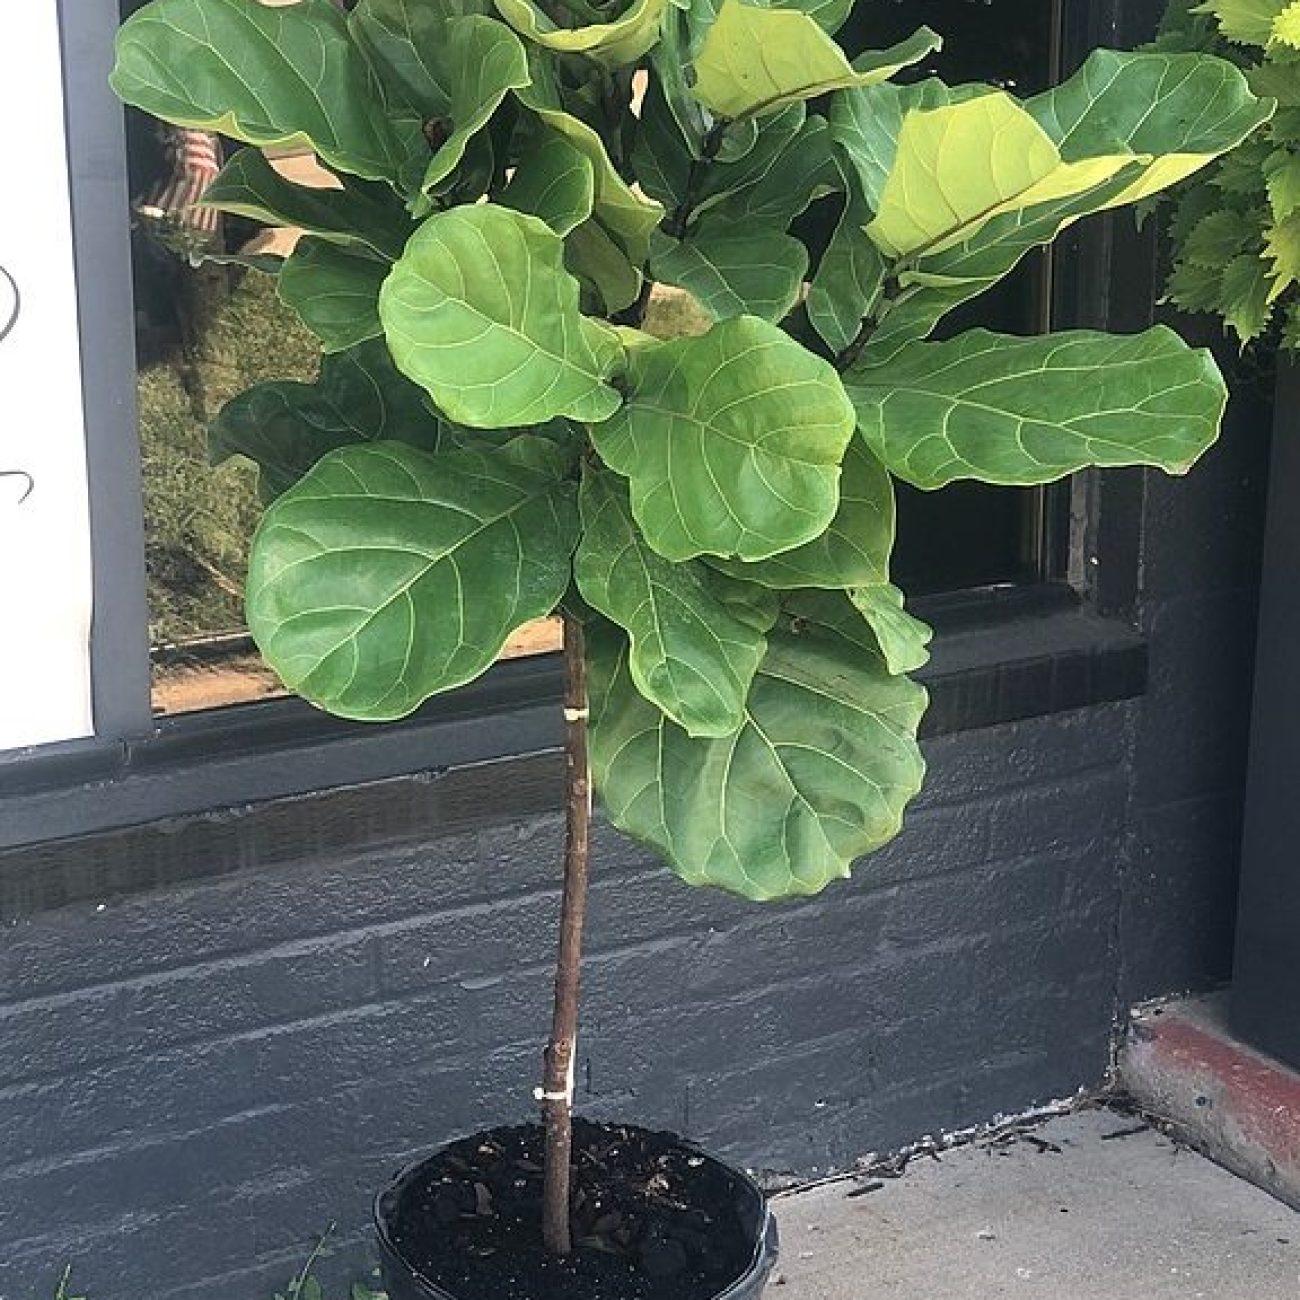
[840,0,1069,597]
[1,0,1132,848]
[117,0,1068,719]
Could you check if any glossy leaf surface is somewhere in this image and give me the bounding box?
[588,617,928,900]
[590,316,856,561]
[380,205,623,427]
[247,439,578,719]
[848,327,1226,488]
[576,468,777,736]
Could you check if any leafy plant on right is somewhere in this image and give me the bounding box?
[1152,0,1300,346]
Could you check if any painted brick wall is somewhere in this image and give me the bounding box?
[1,705,1133,1300]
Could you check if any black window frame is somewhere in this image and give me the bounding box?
[0,0,1152,851]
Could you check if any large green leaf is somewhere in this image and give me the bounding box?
[247,438,579,720]
[278,238,386,353]
[495,0,668,65]
[498,129,595,235]
[649,223,808,322]
[846,326,1226,489]
[202,149,412,260]
[708,439,894,588]
[588,616,928,900]
[210,340,444,501]
[589,316,856,561]
[692,2,940,120]
[379,205,623,427]
[1024,49,1272,209]
[111,0,421,185]
[349,3,530,192]
[575,468,777,736]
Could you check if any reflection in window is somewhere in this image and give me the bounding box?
[125,0,1064,715]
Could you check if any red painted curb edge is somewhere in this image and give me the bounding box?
[1120,994,1300,1212]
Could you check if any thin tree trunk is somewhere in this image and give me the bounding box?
[540,610,593,1256]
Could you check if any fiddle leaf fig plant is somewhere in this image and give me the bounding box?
[111,0,1269,1260]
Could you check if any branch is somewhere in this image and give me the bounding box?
[834,318,874,373]
[665,120,728,239]
[540,610,594,1257]
[833,273,911,374]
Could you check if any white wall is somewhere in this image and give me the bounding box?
[0,4,96,748]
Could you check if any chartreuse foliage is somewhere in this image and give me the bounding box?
[1149,0,1300,347]
[114,0,1267,900]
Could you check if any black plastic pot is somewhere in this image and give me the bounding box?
[374,1128,779,1300]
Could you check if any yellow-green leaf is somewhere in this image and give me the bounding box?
[1272,0,1300,44]
[1192,0,1284,46]
[1266,148,1300,219]
[1265,213,1300,300]
[692,1,939,120]
[1221,252,1274,339]
[866,93,1130,258]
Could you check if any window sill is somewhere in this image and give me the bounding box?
[0,585,1144,856]
[916,584,1146,737]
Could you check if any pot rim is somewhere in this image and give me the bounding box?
[373,1122,777,1300]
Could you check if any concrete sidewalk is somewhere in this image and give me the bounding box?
[771,1110,1298,1298]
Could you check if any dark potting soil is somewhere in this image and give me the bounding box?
[383,1120,762,1300]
